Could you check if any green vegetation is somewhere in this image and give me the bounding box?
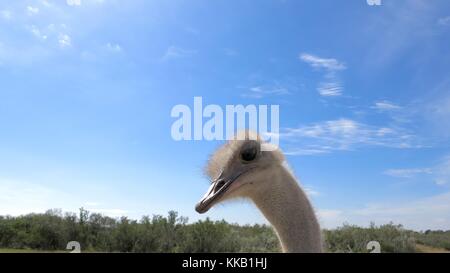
[0,209,449,253]
[324,223,417,253]
[414,230,450,251]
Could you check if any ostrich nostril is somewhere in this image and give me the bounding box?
[214,180,226,193]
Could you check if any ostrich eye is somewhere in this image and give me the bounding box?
[241,146,258,162]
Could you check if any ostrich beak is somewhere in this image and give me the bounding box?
[195,171,244,214]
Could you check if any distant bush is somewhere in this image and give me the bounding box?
[324,222,417,253]
[1,210,449,253]
[0,209,279,253]
[415,230,450,250]
[229,224,280,252]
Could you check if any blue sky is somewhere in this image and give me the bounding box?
[1,0,450,230]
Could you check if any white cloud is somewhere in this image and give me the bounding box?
[431,96,450,116]
[162,46,197,61]
[24,24,76,49]
[384,168,432,178]
[383,157,450,186]
[300,53,346,97]
[28,25,48,40]
[354,192,450,230]
[319,192,450,230]
[300,53,346,71]
[372,100,402,111]
[89,0,106,5]
[422,83,450,139]
[242,85,290,99]
[67,0,82,6]
[40,0,53,8]
[27,6,40,16]
[66,0,106,7]
[435,179,447,186]
[282,118,421,155]
[0,178,131,219]
[317,209,344,228]
[317,82,343,97]
[435,157,450,186]
[376,127,395,136]
[58,34,71,48]
[303,186,320,198]
[284,148,330,156]
[1,10,12,20]
[438,16,450,26]
[106,42,122,53]
[0,179,72,216]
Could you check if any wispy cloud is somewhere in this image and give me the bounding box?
[67,0,82,6]
[426,83,450,133]
[437,16,450,26]
[319,192,450,230]
[304,186,320,197]
[435,158,450,186]
[384,168,432,178]
[58,34,71,48]
[28,25,48,40]
[162,46,197,61]
[241,85,290,99]
[353,192,450,230]
[0,178,131,218]
[300,53,346,71]
[0,0,116,65]
[317,82,343,97]
[384,157,450,186]
[300,53,346,97]
[317,209,343,228]
[106,42,122,53]
[26,6,39,16]
[0,179,71,216]
[435,179,447,186]
[0,10,13,20]
[284,148,330,156]
[372,100,402,111]
[24,23,74,50]
[281,118,421,155]
[66,0,106,6]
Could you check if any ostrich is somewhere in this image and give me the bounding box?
[195,132,323,253]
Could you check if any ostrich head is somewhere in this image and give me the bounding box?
[195,131,284,213]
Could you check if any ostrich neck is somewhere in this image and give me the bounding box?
[251,165,323,253]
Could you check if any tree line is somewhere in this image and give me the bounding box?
[0,209,279,252]
[0,208,448,252]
